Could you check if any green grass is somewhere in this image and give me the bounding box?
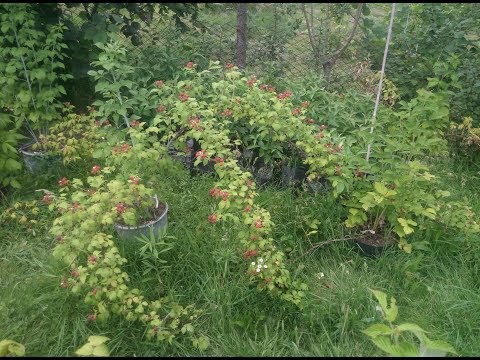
[1,155,479,356]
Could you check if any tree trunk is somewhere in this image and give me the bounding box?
[236,3,247,69]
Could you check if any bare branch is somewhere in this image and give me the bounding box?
[301,3,319,59]
[328,3,364,65]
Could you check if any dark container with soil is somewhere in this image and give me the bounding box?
[352,231,396,257]
[281,162,309,188]
[19,143,62,174]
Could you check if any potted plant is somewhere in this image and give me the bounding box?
[21,104,99,172]
[343,161,441,256]
[0,4,71,173]
[93,122,182,244]
[112,182,169,242]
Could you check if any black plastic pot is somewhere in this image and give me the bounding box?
[255,165,273,187]
[18,143,62,174]
[305,177,331,194]
[281,163,308,188]
[169,150,193,171]
[352,234,396,258]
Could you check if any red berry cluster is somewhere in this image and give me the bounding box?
[319,124,328,130]
[179,92,189,102]
[221,108,233,117]
[246,75,257,87]
[91,165,101,175]
[292,107,301,116]
[244,205,252,213]
[304,118,314,125]
[277,90,293,100]
[88,255,97,264]
[70,202,80,212]
[208,213,218,224]
[220,190,229,201]
[116,202,127,214]
[130,119,140,127]
[209,187,228,201]
[314,132,325,139]
[254,219,263,228]
[243,249,258,260]
[260,84,276,92]
[209,187,221,197]
[354,169,365,177]
[324,144,343,155]
[335,165,342,175]
[225,63,234,69]
[185,61,194,69]
[42,194,52,204]
[213,157,224,166]
[58,177,69,187]
[129,175,140,185]
[113,143,132,155]
[195,149,208,160]
[155,80,164,88]
[157,105,166,113]
[301,101,310,107]
[189,116,201,130]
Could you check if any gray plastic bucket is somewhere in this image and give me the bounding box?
[114,196,168,241]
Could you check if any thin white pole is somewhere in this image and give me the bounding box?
[366,3,396,162]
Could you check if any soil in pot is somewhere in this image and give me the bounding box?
[352,230,397,257]
[114,201,169,247]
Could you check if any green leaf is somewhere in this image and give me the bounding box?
[397,323,427,338]
[362,323,393,338]
[371,336,418,357]
[0,340,25,356]
[88,336,110,346]
[91,344,110,357]
[370,289,398,322]
[422,338,457,355]
[75,343,93,356]
[195,335,209,351]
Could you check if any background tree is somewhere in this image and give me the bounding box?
[236,3,248,69]
[301,3,365,80]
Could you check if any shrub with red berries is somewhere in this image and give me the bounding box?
[58,177,69,187]
[179,92,189,102]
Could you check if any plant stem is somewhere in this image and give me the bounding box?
[111,72,135,145]
[13,27,39,143]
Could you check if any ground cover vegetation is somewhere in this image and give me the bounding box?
[1,2,479,357]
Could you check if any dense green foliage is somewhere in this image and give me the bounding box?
[1,3,480,357]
